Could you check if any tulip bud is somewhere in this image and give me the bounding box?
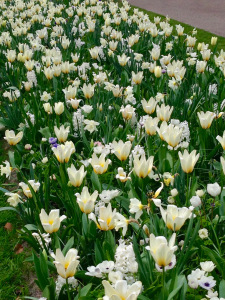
[211,37,217,45]
[54,102,64,115]
[154,66,162,78]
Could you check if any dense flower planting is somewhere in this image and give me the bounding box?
[0,0,225,299]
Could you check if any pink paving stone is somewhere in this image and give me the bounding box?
[128,0,225,37]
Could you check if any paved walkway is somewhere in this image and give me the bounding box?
[128,0,225,37]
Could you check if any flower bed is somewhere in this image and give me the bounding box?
[0,0,225,299]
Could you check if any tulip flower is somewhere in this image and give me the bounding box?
[111,140,132,161]
[90,153,111,174]
[163,124,183,148]
[54,125,70,143]
[196,60,207,73]
[102,280,142,300]
[54,102,64,115]
[39,209,66,233]
[82,83,95,99]
[144,116,159,136]
[88,203,117,231]
[116,167,131,182]
[157,121,168,140]
[197,111,215,129]
[51,248,79,279]
[216,131,225,150]
[117,53,130,66]
[178,149,199,173]
[52,142,75,163]
[154,66,162,78]
[156,104,173,122]
[146,233,178,268]
[131,71,143,85]
[4,130,23,145]
[160,205,192,231]
[67,164,87,187]
[133,154,154,178]
[75,186,98,214]
[141,98,157,115]
[120,105,135,121]
[207,182,221,197]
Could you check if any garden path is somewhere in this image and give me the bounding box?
[128,0,225,37]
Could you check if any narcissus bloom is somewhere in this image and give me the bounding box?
[90,153,111,174]
[178,149,199,173]
[75,186,98,214]
[0,161,12,178]
[197,111,215,129]
[146,233,177,268]
[111,140,132,161]
[133,154,154,178]
[5,192,22,207]
[4,130,23,145]
[102,280,142,300]
[54,125,70,142]
[39,209,66,233]
[89,203,117,231]
[51,248,79,279]
[160,205,192,231]
[67,164,87,187]
[19,180,40,198]
[83,119,99,133]
[216,131,225,150]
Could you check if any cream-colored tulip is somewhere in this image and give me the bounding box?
[102,280,142,300]
[157,121,168,140]
[4,130,23,145]
[146,233,177,267]
[196,60,207,73]
[154,66,162,78]
[120,105,135,121]
[178,149,199,173]
[133,154,154,178]
[54,125,70,142]
[160,205,192,231]
[141,98,157,114]
[82,83,95,99]
[90,153,111,174]
[156,104,173,122]
[89,203,117,231]
[144,116,159,136]
[117,53,130,66]
[216,131,225,150]
[51,248,79,279]
[197,111,215,129]
[131,71,143,85]
[163,124,183,148]
[111,140,132,161]
[39,209,66,233]
[67,164,86,187]
[52,143,75,163]
[54,102,64,115]
[75,186,98,214]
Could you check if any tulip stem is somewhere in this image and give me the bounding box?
[186,174,189,206]
[162,268,166,299]
[66,278,72,300]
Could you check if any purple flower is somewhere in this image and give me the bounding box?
[52,143,59,148]
[49,137,57,144]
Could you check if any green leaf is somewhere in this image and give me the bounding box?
[74,283,92,300]
[25,224,38,231]
[62,237,74,255]
[219,280,225,297]
[8,150,16,168]
[0,187,10,193]
[91,171,102,192]
[39,127,51,139]
[168,275,186,300]
[0,206,19,213]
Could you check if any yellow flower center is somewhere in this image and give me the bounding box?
[49,219,54,225]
